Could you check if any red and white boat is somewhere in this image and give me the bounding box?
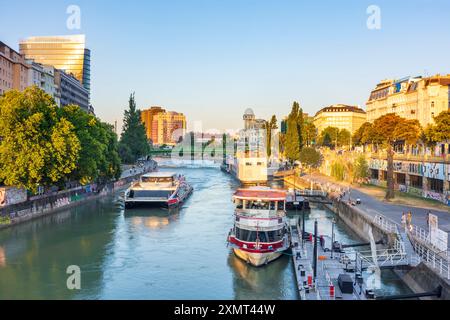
[228,187,290,267]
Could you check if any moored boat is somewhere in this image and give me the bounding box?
[124,172,193,209]
[228,187,290,267]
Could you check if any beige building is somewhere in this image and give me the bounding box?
[141,107,186,146]
[313,104,367,134]
[366,75,450,127]
[0,41,29,95]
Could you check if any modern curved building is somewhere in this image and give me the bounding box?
[19,35,91,93]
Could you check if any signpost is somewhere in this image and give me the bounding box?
[428,214,448,252]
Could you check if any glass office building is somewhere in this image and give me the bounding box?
[19,35,91,93]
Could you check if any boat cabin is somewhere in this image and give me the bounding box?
[233,188,286,216]
[140,172,178,187]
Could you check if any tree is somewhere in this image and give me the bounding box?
[353,155,369,184]
[285,102,301,163]
[424,111,450,144]
[318,127,339,148]
[353,122,373,147]
[58,105,122,185]
[299,147,323,175]
[337,129,351,147]
[119,93,150,164]
[265,115,278,157]
[302,121,317,147]
[0,87,80,192]
[374,113,421,199]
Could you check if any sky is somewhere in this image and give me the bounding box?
[1,0,450,133]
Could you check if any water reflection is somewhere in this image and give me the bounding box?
[228,253,297,300]
[125,207,180,230]
[0,246,5,267]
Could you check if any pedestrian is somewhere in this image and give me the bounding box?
[401,212,406,228]
[407,211,413,231]
[426,211,431,228]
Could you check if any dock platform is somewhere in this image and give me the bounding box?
[289,218,370,300]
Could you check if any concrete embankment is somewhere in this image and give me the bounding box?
[401,263,450,300]
[0,162,156,230]
[324,196,450,299]
[325,200,396,247]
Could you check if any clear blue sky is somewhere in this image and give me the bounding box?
[1,0,450,132]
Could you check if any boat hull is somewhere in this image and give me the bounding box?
[233,248,283,267]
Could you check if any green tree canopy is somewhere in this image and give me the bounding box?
[299,147,323,170]
[424,111,450,143]
[59,105,122,184]
[119,93,150,164]
[265,115,278,157]
[302,121,317,147]
[0,87,80,192]
[285,101,303,162]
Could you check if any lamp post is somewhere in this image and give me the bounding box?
[331,218,336,259]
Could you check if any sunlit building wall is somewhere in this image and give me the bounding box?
[366,75,450,127]
[313,104,367,134]
[0,41,29,95]
[19,35,91,94]
[141,107,187,146]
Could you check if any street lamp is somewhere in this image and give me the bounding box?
[331,218,336,259]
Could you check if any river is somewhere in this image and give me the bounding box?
[0,166,412,299]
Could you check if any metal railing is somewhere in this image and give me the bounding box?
[410,240,450,280]
[372,214,399,234]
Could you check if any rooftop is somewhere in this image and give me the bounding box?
[142,172,177,178]
[234,188,286,201]
[315,104,366,116]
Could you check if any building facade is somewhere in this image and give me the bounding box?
[26,60,59,106]
[0,41,29,95]
[54,69,89,112]
[141,106,186,146]
[366,75,450,127]
[368,144,450,206]
[19,35,91,94]
[313,104,367,134]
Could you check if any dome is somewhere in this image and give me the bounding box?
[244,108,255,116]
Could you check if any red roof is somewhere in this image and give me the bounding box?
[233,189,286,201]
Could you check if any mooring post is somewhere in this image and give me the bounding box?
[313,220,318,280]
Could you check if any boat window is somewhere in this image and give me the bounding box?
[142,177,174,183]
[277,202,284,210]
[131,190,172,198]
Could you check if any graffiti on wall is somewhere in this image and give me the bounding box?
[424,190,445,202]
[369,159,387,171]
[0,187,27,207]
[423,163,445,180]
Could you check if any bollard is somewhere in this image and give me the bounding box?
[330,285,335,299]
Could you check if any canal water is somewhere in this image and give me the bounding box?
[0,166,412,299]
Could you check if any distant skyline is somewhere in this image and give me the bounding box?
[1,0,450,133]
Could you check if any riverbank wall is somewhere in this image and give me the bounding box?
[0,162,156,230]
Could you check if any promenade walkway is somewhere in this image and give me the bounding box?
[302,173,450,250]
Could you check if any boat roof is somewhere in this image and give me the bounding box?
[142,172,177,178]
[233,188,286,201]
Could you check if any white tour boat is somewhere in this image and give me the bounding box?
[228,187,290,267]
[124,172,193,209]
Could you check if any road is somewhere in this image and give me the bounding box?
[303,174,450,248]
